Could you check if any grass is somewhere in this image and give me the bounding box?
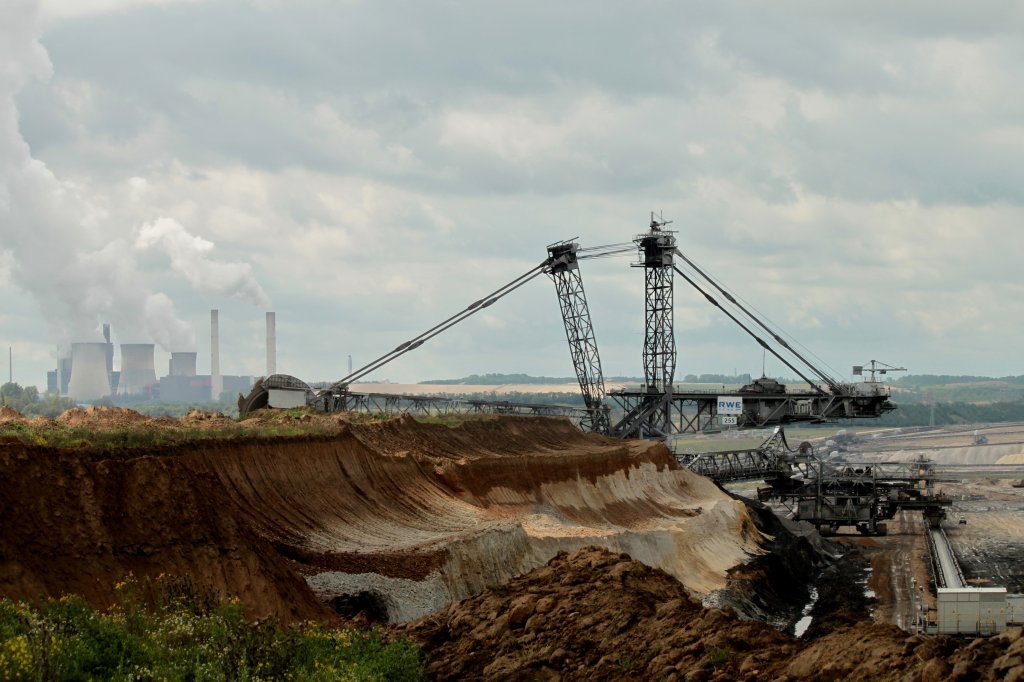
[0,421,341,454]
[0,406,504,455]
[0,574,424,681]
[705,645,734,670]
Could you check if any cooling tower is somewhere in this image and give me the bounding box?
[266,311,276,376]
[67,343,112,401]
[169,351,198,377]
[118,343,157,396]
[211,309,222,401]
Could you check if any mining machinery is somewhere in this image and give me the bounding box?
[273,239,625,430]
[683,427,1024,535]
[682,428,953,536]
[241,213,898,439]
[608,216,896,438]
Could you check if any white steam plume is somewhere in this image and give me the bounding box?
[0,0,192,348]
[0,1,265,351]
[135,218,271,308]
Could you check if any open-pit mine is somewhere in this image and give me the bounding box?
[4,406,1024,680]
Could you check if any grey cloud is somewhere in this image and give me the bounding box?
[7,0,1024,385]
[21,0,1024,205]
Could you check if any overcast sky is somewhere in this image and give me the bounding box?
[3,0,1024,389]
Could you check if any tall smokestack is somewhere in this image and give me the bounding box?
[211,309,221,401]
[266,311,276,376]
[67,342,112,401]
[118,343,157,396]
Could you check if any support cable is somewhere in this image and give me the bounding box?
[577,246,635,260]
[672,265,827,395]
[672,248,843,393]
[330,261,550,390]
[688,264,847,383]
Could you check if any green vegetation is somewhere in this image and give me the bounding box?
[0,575,424,681]
[120,401,241,419]
[705,646,734,670]
[0,416,339,454]
[0,383,77,418]
[878,400,1024,427]
[894,374,1024,387]
[0,406,500,453]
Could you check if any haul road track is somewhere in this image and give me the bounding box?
[0,409,787,624]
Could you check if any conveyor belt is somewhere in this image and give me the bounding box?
[928,527,965,589]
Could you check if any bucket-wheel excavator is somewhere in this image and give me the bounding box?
[240,215,898,439]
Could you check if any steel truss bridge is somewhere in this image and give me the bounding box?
[241,214,898,438]
[314,387,590,421]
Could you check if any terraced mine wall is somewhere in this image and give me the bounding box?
[0,415,801,623]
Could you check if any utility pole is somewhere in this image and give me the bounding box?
[8,346,11,384]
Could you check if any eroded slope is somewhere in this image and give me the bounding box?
[1,412,767,623]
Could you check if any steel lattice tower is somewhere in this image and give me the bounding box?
[606,218,678,438]
[546,242,610,434]
[635,221,676,394]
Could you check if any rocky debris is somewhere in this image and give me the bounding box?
[401,546,1024,681]
[180,408,237,429]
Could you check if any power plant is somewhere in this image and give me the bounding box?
[48,310,279,404]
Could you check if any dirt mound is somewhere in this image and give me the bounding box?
[403,547,1024,681]
[0,406,25,423]
[56,405,152,427]
[401,546,793,681]
[180,409,237,429]
[997,452,1024,465]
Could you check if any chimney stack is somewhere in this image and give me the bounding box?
[211,309,221,401]
[266,311,276,376]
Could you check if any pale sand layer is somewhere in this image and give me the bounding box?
[350,382,633,395]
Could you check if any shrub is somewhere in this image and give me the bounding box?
[0,576,425,681]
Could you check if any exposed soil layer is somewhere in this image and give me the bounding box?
[0,440,332,623]
[0,410,770,624]
[402,546,1024,681]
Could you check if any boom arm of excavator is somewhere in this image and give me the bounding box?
[546,241,611,434]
